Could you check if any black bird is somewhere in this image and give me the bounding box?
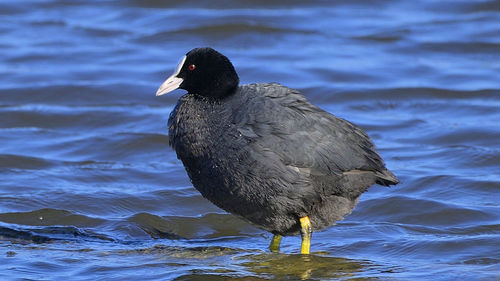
[156,47,398,254]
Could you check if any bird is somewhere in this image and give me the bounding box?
[156,47,398,254]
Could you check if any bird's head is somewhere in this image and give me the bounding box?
[156,47,239,99]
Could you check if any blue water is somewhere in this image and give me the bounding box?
[1,1,499,280]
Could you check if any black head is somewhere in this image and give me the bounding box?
[156,47,239,99]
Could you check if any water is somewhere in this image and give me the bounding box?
[1,0,499,280]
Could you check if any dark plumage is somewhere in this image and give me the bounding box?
[156,47,398,253]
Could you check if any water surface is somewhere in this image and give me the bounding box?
[1,0,499,280]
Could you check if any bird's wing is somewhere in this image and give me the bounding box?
[231,83,398,192]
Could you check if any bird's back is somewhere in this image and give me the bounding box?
[231,83,398,188]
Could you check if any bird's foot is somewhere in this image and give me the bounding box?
[269,234,282,252]
[300,216,312,254]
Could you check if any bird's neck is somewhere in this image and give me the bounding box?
[168,95,228,158]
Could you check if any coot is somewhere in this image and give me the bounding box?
[156,47,398,254]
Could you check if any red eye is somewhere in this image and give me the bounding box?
[188,64,196,71]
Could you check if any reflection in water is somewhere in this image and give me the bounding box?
[239,253,371,280]
[171,251,377,280]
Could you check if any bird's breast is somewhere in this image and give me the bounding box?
[169,105,221,158]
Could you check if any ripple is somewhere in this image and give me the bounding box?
[129,212,260,240]
[138,22,314,44]
[0,154,55,170]
[356,195,497,227]
[0,208,105,227]
[0,223,113,244]
[353,28,410,42]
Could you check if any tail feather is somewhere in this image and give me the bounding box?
[375,169,399,186]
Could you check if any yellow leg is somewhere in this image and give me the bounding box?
[269,234,282,252]
[300,216,312,254]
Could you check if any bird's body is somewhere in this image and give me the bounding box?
[168,83,397,236]
[156,47,398,253]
